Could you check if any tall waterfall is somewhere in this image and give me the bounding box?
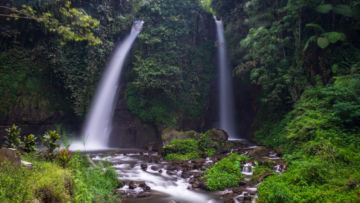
[214,17,237,139]
[70,21,144,150]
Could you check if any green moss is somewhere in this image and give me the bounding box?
[203,153,248,191]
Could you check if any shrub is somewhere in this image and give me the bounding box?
[23,134,37,152]
[4,124,22,148]
[161,138,201,160]
[42,130,61,159]
[56,148,72,168]
[203,153,248,190]
[198,132,218,156]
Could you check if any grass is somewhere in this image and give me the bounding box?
[0,152,121,203]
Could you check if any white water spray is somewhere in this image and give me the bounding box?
[214,17,237,139]
[71,21,144,150]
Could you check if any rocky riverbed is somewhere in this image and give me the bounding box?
[88,141,286,203]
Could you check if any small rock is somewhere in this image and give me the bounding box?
[137,192,151,198]
[139,183,151,191]
[129,181,138,189]
[150,165,159,171]
[21,160,33,169]
[158,169,162,173]
[238,181,247,186]
[141,163,148,170]
[192,181,200,188]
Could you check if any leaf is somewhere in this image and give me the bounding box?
[322,32,346,44]
[306,23,325,33]
[317,37,330,49]
[333,4,353,17]
[304,36,317,51]
[316,4,333,14]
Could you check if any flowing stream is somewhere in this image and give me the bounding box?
[70,21,143,151]
[214,17,238,139]
[90,151,221,203]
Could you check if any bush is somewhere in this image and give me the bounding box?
[162,138,201,160]
[23,134,37,153]
[203,153,248,190]
[4,124,22,149]
[56,148,72,168]
[42,130,61,159]
[198,132,218,156]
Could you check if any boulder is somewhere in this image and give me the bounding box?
[248,146,269,159]
[161,129,198,145]
[0,148,20,167]
[206,129,229,142]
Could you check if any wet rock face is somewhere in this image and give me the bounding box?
[109,81,161,148]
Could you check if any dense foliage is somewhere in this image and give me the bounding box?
[126,0,215,126]
[203,153,248,191]
[161,130,225,160]
[210,0,360,201]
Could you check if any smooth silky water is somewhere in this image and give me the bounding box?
[214,17,238,139]
[70,21,144,151]
[90,151,221,203]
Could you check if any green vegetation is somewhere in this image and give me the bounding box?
[255,75,360,202]
[1,126,121,202]
[208,0,360,201]
[251,163,273,183]
[161,130,225,160]
[162,138,201,161]
[4,124,22,148]
[0,153,121,203]
[203,153,248,191]
[126,0,215,126]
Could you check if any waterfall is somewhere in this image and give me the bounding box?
[214,17,237,139]
[70,21,144,151]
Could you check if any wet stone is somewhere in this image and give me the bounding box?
[150,165,159,171]
[141,163,148,170]
[137,192,151,198]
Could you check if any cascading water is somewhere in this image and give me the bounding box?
[214,17,237,139]
[70,21,144,150]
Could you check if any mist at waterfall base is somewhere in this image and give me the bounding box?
[214,17,239,140]
[70,21,143,151]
